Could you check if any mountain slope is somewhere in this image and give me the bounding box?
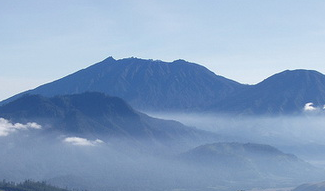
[214,70,325,114]
[0,57,244,111]
[0,92,209,144]
[3,57,325,115]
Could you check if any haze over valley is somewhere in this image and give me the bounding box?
[1,57,325,191]
[3,1,325,190]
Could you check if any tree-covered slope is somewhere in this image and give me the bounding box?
[0,92,211,143]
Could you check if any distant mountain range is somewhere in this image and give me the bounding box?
[2,57,325,114]
[43,142,325,191]
[180,142,325,184]
[0,92,210,146]
[293,181,325,191]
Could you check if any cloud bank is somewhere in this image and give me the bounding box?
[63,137,104,146]
[0,118,42,136]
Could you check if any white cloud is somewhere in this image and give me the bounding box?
[94,139,104,144]
[304,102,317,111]
[0,118,42,137]
[63,137,104,146]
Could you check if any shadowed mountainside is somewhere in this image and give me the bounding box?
[0,92,212,146]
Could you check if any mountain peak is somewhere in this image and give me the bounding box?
[100,56,116,64]
[260,69,324,84]
[283,69,321,74]
[1,57,242,111]
[172,59,188,63]
[215,68,325,115]
[255,69,325,91]
[3,56,325,115]
[119,57,163,63]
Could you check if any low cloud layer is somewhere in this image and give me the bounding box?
[63,137,104,146]
[0,118,42,136]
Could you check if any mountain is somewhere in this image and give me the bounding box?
[2,57,325,115]
[213,69,325,115]
[0,57,244,111]
[0,92,210,145]
[293,181,325,191]
[180,142,325,183]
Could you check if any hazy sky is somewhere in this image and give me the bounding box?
[1,0,325,101]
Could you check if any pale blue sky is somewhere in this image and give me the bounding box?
[1,0,325,101]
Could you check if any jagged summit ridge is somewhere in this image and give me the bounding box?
[1,57,242,111]
[2,57,325,114]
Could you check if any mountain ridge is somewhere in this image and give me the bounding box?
[0,92,212,146]
[213,69,325,114]
[2,57,325,115]
[0,57,244,111]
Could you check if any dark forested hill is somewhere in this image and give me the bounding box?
[0,92,211,144]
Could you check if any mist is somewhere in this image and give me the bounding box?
[1,113,325,191]
[0,129,225,191]
[148,112,325,165]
